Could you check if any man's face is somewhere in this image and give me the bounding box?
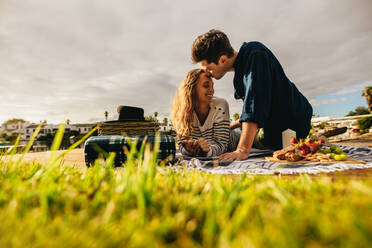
[199,59,227,80]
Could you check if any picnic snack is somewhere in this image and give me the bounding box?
[319,145,348,161]
[294,138,324,156]
[272,137,349,162]
[284,152,303,162]
[273,145,296,160]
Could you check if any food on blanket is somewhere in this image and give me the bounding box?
[302,152,334,162]
[296,138,323,154]
[300,149,308,156]
[290,137,298,145]
[334,147,344,154]
[319,146,347,159]
[273,137,350,163]
[273,146,296,160]
[334,154,348,161]
[322,148,331,153]
[284,152,302,162]
[330,145,341,153]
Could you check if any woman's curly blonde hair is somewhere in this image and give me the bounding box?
[171,68,205,138]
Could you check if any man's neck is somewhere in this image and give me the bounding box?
[226,51,238,72]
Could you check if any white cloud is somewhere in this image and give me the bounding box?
[329,81,372,96]
[0,0,372,123]
[310,97,351,107]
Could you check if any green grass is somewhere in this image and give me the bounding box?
[0,129,371,247]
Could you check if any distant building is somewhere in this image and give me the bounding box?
[312,114,372,129]
[312,114,372,141]
[21,123,97,141]
[0,120,30,136]
[158,121,175,133]
[22,123,58,140]
[71,123,94,134]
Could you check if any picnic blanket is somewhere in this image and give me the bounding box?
[179,145,372,175]
[84,135,176,166]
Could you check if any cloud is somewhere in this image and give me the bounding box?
[329,81,372,96]
[310,97,351,107]
[0,0,372,123]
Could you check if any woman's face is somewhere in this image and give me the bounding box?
[194,72,214,105]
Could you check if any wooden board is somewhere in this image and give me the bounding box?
[265,157,367,164]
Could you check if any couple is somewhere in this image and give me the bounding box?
[171,30,313,161]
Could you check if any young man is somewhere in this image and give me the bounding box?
[191,29,313,161]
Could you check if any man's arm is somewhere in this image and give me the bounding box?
[219,121,258,161]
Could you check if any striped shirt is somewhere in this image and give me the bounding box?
[178,97,238,157]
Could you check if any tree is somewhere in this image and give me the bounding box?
[2,133,19,145]
[319,122,327,129]
[38,129,79,149]
[346,106,370,116]
[233,113,240,121]
[357,116,372,131]
[104,111,108,121]
[163,117,168,126]
[145,116,157,122]
[3,118,26,125]
[362,86,372,113]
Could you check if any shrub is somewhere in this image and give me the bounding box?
[319,122,327,129]
[357,116,372,130]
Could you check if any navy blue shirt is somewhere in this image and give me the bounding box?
[233,42,313,148]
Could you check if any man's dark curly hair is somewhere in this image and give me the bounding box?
[191,29,234,64]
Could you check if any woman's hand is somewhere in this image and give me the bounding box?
[197,138,210,154]
[181,139,201,155]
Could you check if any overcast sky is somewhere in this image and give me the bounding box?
[1,0,371,124]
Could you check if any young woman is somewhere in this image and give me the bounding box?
[171,68,239,157]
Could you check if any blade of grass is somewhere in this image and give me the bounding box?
[7,133,22,155]
[22,124,42,154]
[53,126,98,162]
[14,124,42,165]
[49,123,65,161]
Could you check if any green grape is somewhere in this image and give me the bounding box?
[334,154,347,161]
[340,154,348,160]
[323,148,331,153]
[334,147,343,154]
[330,145,337,152]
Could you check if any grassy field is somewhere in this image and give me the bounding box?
[1,126,371,247]
[1,146,372,247]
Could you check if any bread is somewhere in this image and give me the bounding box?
[273,146,296,160]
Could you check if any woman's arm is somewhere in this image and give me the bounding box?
[201,98,231,157]
[230,120,241,130]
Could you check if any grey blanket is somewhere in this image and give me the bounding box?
[179,145,372,175]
